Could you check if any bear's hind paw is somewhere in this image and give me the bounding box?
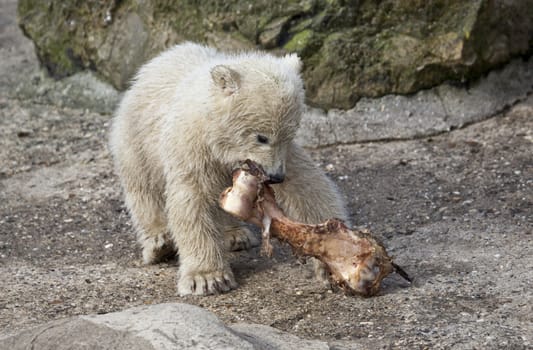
[141,236,176,265]
[177,269,238,296]
[224,226,259,252]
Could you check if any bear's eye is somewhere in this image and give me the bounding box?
[257,134,269,144]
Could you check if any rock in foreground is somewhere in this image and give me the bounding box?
[0,303,329,350]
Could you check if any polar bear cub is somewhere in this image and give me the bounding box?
[110,42,348,296]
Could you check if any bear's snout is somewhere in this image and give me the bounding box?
[266,172,285,184]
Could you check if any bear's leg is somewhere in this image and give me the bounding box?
[165,181,238,296]
[124,190,175,264]
[272,143,350,286]
[222,216,259,251]
[274,143,349,223]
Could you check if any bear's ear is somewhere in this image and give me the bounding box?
[284,53,302,73]
[210,65,240,96]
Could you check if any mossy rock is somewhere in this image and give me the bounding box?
[18,0,533,109]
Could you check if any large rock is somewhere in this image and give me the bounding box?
[0,303,330,350]
[17,0,533,110]
[296,57,533,147]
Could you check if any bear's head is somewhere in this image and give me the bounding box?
[207,53,305,183]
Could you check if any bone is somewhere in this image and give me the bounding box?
[219,160,410,296]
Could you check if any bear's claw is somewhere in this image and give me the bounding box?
[177,269,238,296]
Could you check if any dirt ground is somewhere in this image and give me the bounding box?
[1,0,532,348]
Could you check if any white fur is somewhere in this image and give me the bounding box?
[109,42,348,296]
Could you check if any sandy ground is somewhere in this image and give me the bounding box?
[1,0,532,348]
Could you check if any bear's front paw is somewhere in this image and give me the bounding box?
[177,268,238,296]
[224,226,259,251]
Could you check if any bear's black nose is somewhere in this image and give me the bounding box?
[267,173,285,184]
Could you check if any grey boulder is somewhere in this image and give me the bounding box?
[0,303,329,350]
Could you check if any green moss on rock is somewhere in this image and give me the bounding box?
[17,0,533,110]
[284,29,313,53]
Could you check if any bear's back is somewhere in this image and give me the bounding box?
[110,43,219,160]
[110,44,214,182]
[132,42,219,104]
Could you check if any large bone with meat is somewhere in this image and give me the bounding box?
[219,160,410,297]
